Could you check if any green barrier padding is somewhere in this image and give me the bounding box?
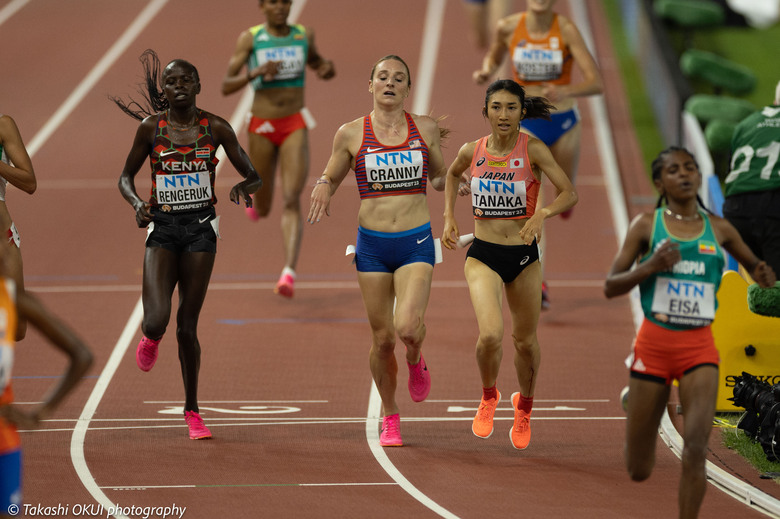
[684,94,756,124]
[680,49,757,95]
[704,119,737,154]
[748,281,780,318]
[654,0,726,27]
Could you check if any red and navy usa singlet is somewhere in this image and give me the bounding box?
[150,110,219,213]
[354,112,429,200]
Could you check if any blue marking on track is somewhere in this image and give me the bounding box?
[217,317,368,325]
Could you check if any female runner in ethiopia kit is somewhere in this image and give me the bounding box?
[116,50,262,440]
[0,114,37,340]
[604,147,775,519]
[307,55,447,447]
[222,0,335,298]
[0,236,93,515]
[441,79,576,450]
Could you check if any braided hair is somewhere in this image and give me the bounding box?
[651,146,712,214]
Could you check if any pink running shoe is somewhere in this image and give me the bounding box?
[380,414,402,447]
[274,273,295,298]
[541,282,551,311]
[245,195,260,222]
[407,355,431,402]
[185,411,212,440]
[136,336,160,372]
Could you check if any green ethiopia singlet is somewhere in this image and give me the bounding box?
[639,208,725,330]
[247,24,308,91]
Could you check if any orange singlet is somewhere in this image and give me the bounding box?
[0,278,20,455]
[508,13,573,86]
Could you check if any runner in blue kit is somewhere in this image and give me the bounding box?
[308,55,447,447]
[115,50,262,440]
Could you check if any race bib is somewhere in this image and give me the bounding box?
[155,172,212,209]
[471,177,527,218]
[364,149,424,193]
[513,47,564,82]
[651,276,716,328]
[0,343,13,391]
[254,45,305,82]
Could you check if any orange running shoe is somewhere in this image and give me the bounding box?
[510,392,531,450]
[472,391,501,438]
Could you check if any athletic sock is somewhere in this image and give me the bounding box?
[518,394,534,413]
[281,266,296,279]
[483,385,498,401]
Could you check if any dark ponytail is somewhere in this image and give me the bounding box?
[110,49,169,121]
[483,79,553,121]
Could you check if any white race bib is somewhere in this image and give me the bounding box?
[255,45,305,81]
[471,177,527,218]
[0,343,13,391]
[651,276,716,327]
[155,172,212,206]
[365,150,424,193]
[513,47,564,82]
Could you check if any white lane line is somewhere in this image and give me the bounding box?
[27,278,608,294]
[100,483,399,491]
[26,0,169,158]
[143,399,329,404]
[364,2,459,518]
[65,2,306,517]
[0,0,29,26]
[62,0,172,512]
[71,298,143,519]
[366,391,458,519]
[35,416,631,434]
[568,2,780,518]
[411,0,446,116]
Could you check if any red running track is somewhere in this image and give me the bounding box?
[1,0,776,517]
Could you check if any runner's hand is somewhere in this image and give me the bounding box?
[308,181,332,224]
[134,201,153,228]
[230,181,254,207]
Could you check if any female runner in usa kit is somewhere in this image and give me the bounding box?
[0,114,37,340]
[116,50,262,440]
[441,80,576,450]
[222,0,335,298]
[307,55,447,447]
[604,147,775,518]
